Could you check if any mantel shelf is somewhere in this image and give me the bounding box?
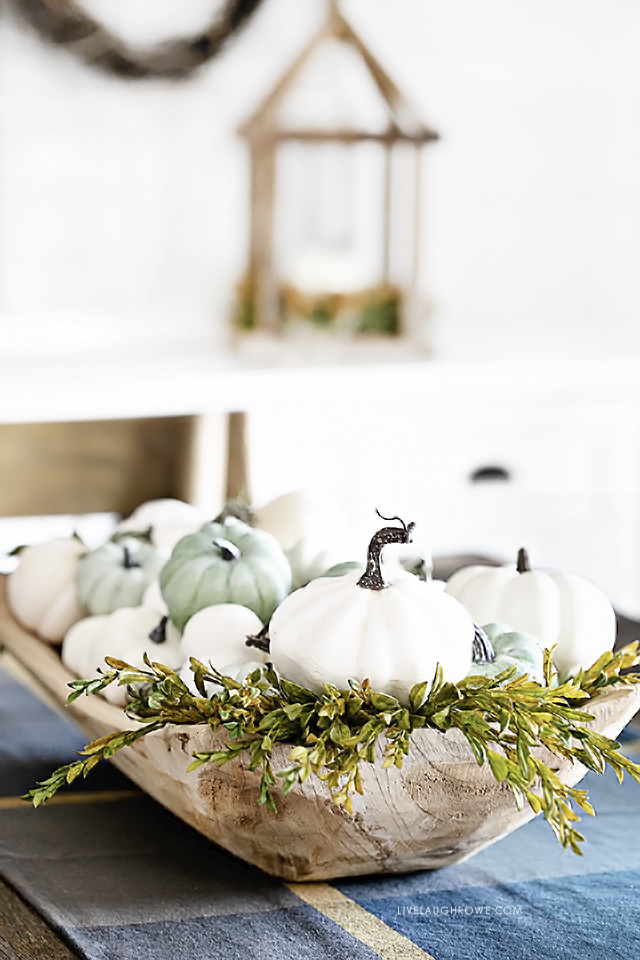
[0,350,638,425]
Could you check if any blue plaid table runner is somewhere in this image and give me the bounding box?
[1,662,639,960]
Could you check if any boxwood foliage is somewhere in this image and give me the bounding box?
[25,643,640,855]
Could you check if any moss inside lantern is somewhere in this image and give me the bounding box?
[234,276,257,331]
[233,276,402,338]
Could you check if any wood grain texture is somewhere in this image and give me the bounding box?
[225,412,251,503]
[0,879,77,960]
[0,417,195,517]
[0,576,637,883]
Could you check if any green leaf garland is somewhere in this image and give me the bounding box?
[24,645,640,855]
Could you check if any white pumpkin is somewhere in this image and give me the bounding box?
[445,549,616,678]
[269,517,475,703]
[61,615,106,678]
[141,579,168,616]
[62,607,182,705]
[254,491,309,551]
[7,538,85,643]
[179,603,268,670]
[255,491,352,589]
[284,539,341,591]
[117,498,204,550]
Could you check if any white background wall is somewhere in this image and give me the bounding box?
[1,0,640,362]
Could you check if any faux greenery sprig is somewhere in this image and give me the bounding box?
[24,644,640,855]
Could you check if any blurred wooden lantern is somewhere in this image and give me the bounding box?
[236,1,439,343]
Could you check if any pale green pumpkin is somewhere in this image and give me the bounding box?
[160,519,291,631]
[76,533,168,616]
[467,622,548,685]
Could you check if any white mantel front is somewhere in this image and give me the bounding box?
[0,349,637,422]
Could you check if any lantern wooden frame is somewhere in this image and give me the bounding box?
[237,2,439,341]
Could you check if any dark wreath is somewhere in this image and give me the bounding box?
[8,0,265,79]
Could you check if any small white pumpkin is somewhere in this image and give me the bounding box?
[284,539,342,590]
[61,615,106,678]
[179,603,268,670]
[270,516,475,703]
[254,491,309,551]
[141,579,168,617]
[62,607,182,705]
[7,538,85,643]
[254,491,353,590]
[445,549,616,678]
[116,498,204,550]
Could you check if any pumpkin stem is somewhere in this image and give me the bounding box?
[214,499,255,526]
[357,514,415,591]
[114,528,153,544]
[517,548,530,574]
[213,538,241,562]
[472,625,495,664]
[246,624,270,653]
[149,616,168,645]
[122,546,140,569]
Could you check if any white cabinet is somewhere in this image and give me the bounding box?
[0,353,638,617]
[247,363,640,618]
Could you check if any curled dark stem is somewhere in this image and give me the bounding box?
[375,509,412,533]
[213,538,241,562]
[357,514,415,591]
[122,546,140,570]
[517,548,530,574]
[472,625,495,664]
[246,624,270,654]
[148,616,169,645]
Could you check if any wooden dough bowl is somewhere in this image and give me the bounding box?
[1,577,638,882]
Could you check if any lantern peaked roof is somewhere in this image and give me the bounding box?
[239,3,438,144]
